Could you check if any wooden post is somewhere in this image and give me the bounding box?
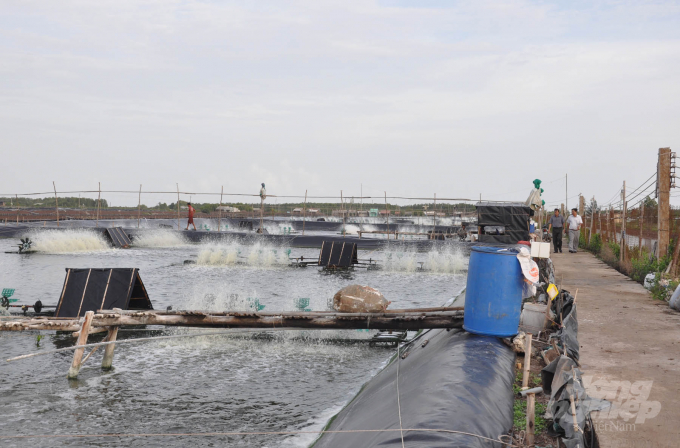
[522,332,532,389]
[96,182,101,227]
[527,391,536,446]
[137,184,142,228]
[620,182,627,262]
[67,311,94,379]
[53,181,59,226]
[218,186,223,232]
[588,197,595,245]
[341,190,345,237]
[432,193,437,238]
[658,148,672,259]
[176,183,181,231]
[302,190,307,235]
[101,326,119,370]
[385,191,389,239]
[639,202,644,251]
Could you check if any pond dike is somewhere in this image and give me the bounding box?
[312,328,516,447]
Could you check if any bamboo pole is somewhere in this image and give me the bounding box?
[176,183,180,231]
[67,311,94,379]
[53,181,59,226]
[522,332,532,389]
[96,182,101,227]
[302,190,307,235]
[218,186,223,231]
[137,184,142,228]
[522,331,535,445]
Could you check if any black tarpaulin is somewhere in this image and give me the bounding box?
[476,202,531,229]
[55,268,153,318]
[318,241,359,268]
[313,330,515,448]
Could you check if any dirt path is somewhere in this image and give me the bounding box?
[551,251,680,448]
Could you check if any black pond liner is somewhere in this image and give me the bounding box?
[312,329,515,448]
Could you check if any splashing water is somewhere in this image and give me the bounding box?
[379,246,467,274]
[28,229,110,253]
[196,241,291,267]
[132,230,189,248]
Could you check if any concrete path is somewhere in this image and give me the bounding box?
[551,251,680,448]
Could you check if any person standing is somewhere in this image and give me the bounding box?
[548,209,565,253]
[185,202,197,230]
[565,208,583,253]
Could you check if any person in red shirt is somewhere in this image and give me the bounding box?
[186,203,197,230]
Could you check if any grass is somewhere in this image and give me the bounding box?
[513,370,547,433]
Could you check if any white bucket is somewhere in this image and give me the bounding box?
[519,302,549,334]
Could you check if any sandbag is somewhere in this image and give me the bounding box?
[332,285,389,312]
[670,285,680,311]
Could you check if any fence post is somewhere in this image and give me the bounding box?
[302,190,307,236]
[218,186,223,232]
[658,148,672,258]
[176,183,181,230]
[137,184,142,228]
[53,181,59,226]
[96,182,101,227]
[620,181,627,263]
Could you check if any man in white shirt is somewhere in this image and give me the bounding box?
[565,208,583,253]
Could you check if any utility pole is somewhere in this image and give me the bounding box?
[620,181,627,263]
[588,196,595,245]
[565,173,568,212]
[658,147,671,259]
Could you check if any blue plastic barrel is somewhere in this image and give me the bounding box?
[463,246,524,337]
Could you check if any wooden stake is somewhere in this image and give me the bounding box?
[53,181,59,227]
[432,193,437,238]
[67,311,94,379]
[341,190,345,237]
[101,326,119,370]
[218,186,223,232]
[639,202,644,251]
[522,332,532,389]
[137,184,142,228]
[526,391,536,446]
[302,190,307,235]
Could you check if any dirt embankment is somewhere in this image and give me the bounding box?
[551,251,680,448]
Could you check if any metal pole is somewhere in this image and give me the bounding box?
[565,173,568,212]
[385,191,389,239]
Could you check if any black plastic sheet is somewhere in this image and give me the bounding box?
[313,330,515,448]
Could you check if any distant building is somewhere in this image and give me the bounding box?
[292,208,303,215]
[307,208,319,216]
[369,208,379,217]
[216,206,240,213]
[357,210,369,217]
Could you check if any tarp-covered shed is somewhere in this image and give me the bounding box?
[55,268,153,318]
[476,201,531,244]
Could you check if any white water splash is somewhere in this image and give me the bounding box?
[132,230,188,248]
[28,229,110,253]
[196,241,291,267]
[380,246,467,274]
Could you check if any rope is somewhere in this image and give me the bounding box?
[396,343,405,448]
[5,328,305,362]
[0,429,517,446]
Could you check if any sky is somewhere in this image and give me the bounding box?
[2,0,680,208]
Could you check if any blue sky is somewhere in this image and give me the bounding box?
[1,0,680,208]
